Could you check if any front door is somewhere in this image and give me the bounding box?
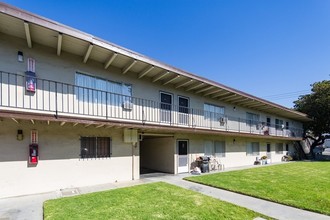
[177,140,189,173]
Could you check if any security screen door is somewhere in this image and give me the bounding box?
[178,140,189,173]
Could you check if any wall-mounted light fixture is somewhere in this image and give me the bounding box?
[17,51,24,62]
[233,138,236,144]
[233,106,236,111]
[17,129,24,141]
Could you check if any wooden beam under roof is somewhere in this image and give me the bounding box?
[104,53,118,69]
[220,94,238,102]
[203,89,222,97]
[243,101,265,108]
[122,59,137,74]
[231,97,250,105]
[138,65,154,79]
[95,124,104,128]
[30,119,35,124]
[212,91,230,99]
[221,95,244,103]
[57,33,63,56]
[73,122,79,127]
[186,83,204,92]
[12,118,19,124]
[163,75,180,85]
[195,86,214,94]
[105,125,114,129]
[84,124,92,128]
[83,44,93,63]
[175,79,194,89]
[60,121,66,126]
[152,71,169,82]
[24,21,32,48]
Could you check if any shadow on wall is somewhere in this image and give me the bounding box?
[0,119,132,162]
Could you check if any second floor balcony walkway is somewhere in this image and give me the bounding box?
[0,71,303,139]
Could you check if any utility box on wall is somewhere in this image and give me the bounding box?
[124,128,138,143]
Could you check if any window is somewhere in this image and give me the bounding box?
[178,96,189,114]
[246,112,260,126]
[204,140,226,157]
[266,143,271,153]
[275,119,284,130]
[178,96,189,124]
[275,143,283,154]
[75,72,132,105]
[80,137,111,158]
[204,103,225,121]
[215,141,226,157]
[246,142,259,156]
[285,144,289,151]
[160,92,172,122]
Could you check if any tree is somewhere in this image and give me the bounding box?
[294,80,330,156]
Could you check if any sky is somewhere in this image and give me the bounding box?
[3,0,330,108]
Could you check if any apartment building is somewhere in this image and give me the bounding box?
[0,3,309,198]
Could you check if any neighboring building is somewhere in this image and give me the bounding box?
[0,3,309,198]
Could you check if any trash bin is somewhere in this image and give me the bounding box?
[200,156,209,173]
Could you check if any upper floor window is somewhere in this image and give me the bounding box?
[246,112,260,126]
[204,103,225,120]
[275,119,284,130]
[75,72,132,105]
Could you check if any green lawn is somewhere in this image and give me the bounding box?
[44,182,272,220]
[185,162,330,215]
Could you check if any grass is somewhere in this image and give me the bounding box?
[44,182,272,220]
[185,162,330,215]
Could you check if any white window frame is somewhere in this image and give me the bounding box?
[204,103,225,121]
[246,142,260,156]
[204,140,226,158]
[275,143,283,154]
[246,112,260,127]
[75,72,132,105]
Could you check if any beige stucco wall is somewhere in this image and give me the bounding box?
[140,137,175,173]
[0,31,300,198]
[175,133,292,170]
[0,119,138,198]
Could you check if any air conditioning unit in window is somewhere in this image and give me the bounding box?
[122,100,133,110]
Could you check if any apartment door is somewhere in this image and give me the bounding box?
[177,140,189,173]
[178,96,189,125]
[160,92,172,123]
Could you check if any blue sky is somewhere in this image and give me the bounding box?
[3,0,330,108]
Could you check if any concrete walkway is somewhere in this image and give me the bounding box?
[1,167,330,220]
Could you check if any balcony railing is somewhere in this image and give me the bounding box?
[0,71,303,138]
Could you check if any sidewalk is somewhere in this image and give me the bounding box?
[1,166,330,220]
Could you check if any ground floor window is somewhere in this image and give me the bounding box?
[275,143,283,154]
[80,137,111,158]
[204,140,226,157]
[266,143,271,153]
[246,142,259,156]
